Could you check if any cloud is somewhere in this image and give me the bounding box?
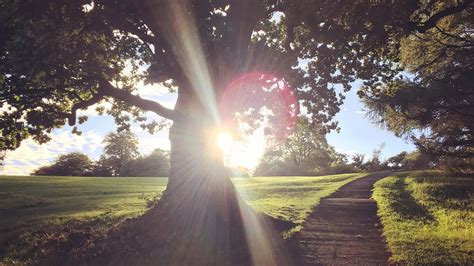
[136,82,169,99]
[130,125,171,155]
[2,129,105,176]
[355,110,366,115]
[77,101,113,117]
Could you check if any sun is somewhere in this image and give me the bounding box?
[217,132,234,153]
[214,128,267,170]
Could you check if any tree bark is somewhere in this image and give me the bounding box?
[147,88,291,265]
[75,86,294,265]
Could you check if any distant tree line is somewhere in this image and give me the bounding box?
[253,117,456,176]
[33,131,169,177]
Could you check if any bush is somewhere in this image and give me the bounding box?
[33,152,93,176]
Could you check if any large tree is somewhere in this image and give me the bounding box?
[98,131,139,176]
[254,116,334,176]
[2,0,473,263]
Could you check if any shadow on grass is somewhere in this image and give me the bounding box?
[389,176,435,222]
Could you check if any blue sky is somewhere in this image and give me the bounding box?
[1,79,415,175]
[327,81,415,159]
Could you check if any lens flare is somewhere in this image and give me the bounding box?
[218,72,299,141]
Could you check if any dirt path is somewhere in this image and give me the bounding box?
[298,173,390,265]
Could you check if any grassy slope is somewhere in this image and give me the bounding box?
[234,173,366,231]
[373,171,474,264]
[0,173,365,262]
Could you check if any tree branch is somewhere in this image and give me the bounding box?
[407,0,474,33]
[68,78,178,126]
[68,91,105,126]
[98,79,177,121]
[435,25,474,43]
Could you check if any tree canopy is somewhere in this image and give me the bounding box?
[254,116,345,176]
[97,131,139,176]
[1,1,471,160]
[119,148,170,177]
[2,1,473,263]
[359,1,473,159]
[33,152,94,176]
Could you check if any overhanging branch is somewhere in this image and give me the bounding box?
[68,79,177,126]
[407,0,473,33]
[98,79,177,121]
[68,91,105,126]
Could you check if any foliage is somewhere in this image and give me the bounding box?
[436,156,474,174]
[3,1,469,154]
[402,150,434,170]
[119,149,170,177]
[384,152,407,170]
[0,0,335,152]
[0,173,366,263]
[97,131,139,176]
[359,1,474,159]
[228,166,252,177]
[254,117,340,176]
[373,171,474,264]
[363,143,385,172]
[351,153,366,171]
[32,152,94,176]
[382,150,435,171]
[30,132,170,177]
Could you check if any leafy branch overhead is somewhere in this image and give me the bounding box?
[1,0,472,157]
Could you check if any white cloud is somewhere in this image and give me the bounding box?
[2,129,105,176]
[77,101,113,117]
[131,125,171,155]
[136,82,169,99]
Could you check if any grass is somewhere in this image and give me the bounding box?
[0,176,168,263]
[233,173,367,232]
[0,173,366,263]
[373,171,474,264]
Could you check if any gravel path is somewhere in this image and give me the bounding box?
[298,173,391,265]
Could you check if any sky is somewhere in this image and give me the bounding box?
[326,81,415,159]
[1,80,415,176]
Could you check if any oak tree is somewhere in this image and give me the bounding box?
[2,0,472,263]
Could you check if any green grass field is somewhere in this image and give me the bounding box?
[0,173,366,263]
[373,171,474,264]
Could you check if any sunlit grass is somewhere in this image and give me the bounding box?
[373,171,474,264]
[234,173,366,232]
[0,173,366,262]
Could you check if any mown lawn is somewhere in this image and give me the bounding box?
[373,171,474,264]
[0,173,366,263]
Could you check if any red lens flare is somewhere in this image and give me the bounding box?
[218,72,299,140]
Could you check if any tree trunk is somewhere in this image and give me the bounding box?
[75,88,294,266]
[148,113,292,265]
[143,85,291,265]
